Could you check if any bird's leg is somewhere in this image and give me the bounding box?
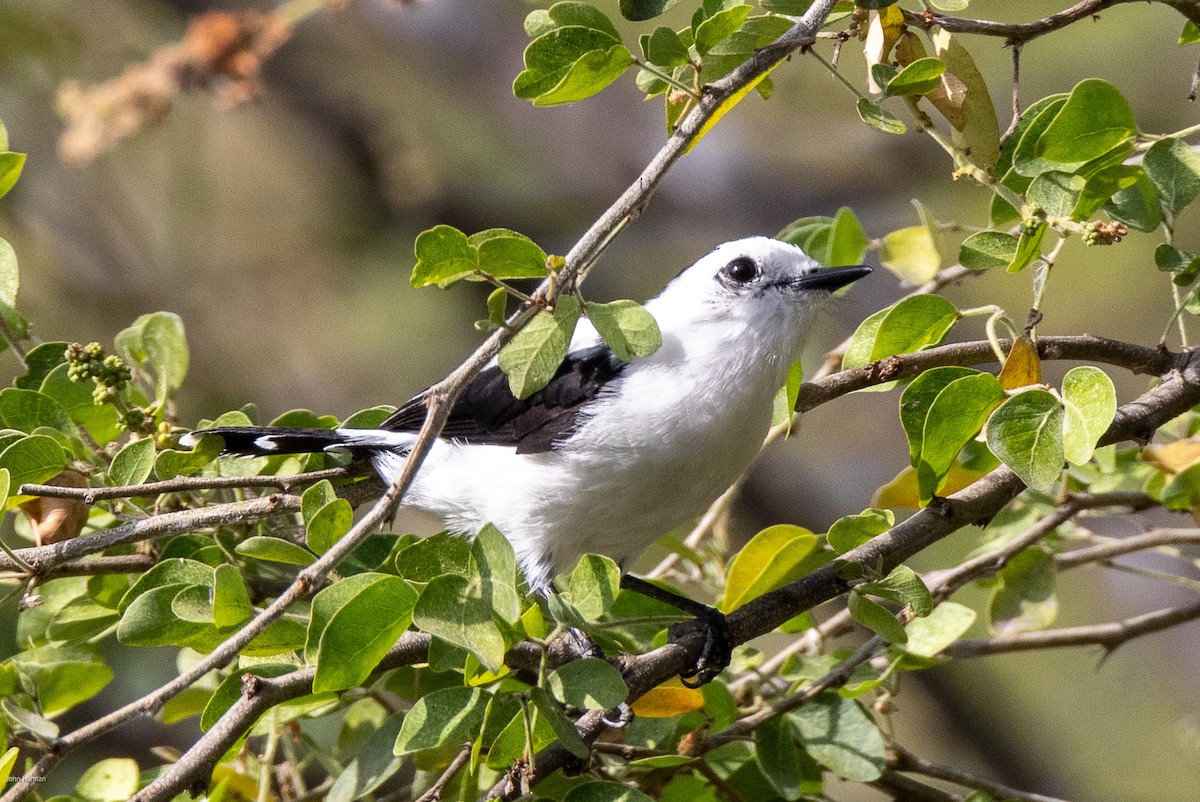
[619,574,732,687]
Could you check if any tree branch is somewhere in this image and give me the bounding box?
[902,0,1200,46]
[18,464,360,502]
[889,745,1071,802]
[1056,528,1200,570]
[944,599,1200,657]
[487,346,1200,798]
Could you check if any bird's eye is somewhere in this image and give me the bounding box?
[720,256,760,285]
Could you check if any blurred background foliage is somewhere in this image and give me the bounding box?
[0,0,1198,798]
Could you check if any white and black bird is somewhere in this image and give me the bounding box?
[186,237,870,683]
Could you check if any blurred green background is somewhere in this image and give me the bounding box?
[1,0,1198,798]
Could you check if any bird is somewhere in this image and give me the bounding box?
[184,236,870,684]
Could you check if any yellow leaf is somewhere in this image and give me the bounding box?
[719,524,817,613]
[873,463,989,509]
[930,28,1000,172]
[879,225,941,284]
[686,62,780,154]
[1141,438,1200,474]
[631,678,706,718]
[864,7,906,93]
[998,335,1042,389]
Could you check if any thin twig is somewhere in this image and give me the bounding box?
[415,741,474,802]
[903,0,1200,46]
[944,599,1200,657]
[1055,528,1200,570]
[19,465,359,502]
[890,745,1071,802]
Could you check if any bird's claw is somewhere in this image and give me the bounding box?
[669,607,732,687]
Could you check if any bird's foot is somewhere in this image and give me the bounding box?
[564,627,605,660]
[668,604,732,687]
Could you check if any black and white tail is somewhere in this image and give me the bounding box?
[180,426,416,463]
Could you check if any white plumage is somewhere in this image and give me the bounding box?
[188,237,870,593]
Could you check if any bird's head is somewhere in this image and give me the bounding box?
[653,237,871,337]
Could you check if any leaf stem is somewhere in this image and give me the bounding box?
[808,49,868,101]
[630,58,702,99]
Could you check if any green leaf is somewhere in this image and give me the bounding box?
[753,717,804,800]
[118,558,214,614]
[471,229,549,280]
[916,372,1006,504]
[1061,366,1116,465]
[306,498,353,555]
[0,151,25,201]
[1072,164,1142,221]
[142,312,189,398]
[470,524,523,625]
[694,4,751,55]
[11,645,114,714]
[986,390,1065,491]
[515,19,632,107]
[155,432,222,479]
[884,57,946,96]
[566,553,621,620]
[1182,20,1200,44]
[771,360,804,429]
[314,574,417,692]
[1035,79,1136,168]
[39,363,121,445]
[720,524,817,612]
[642,26,690,67]
[1103,172,1163,232]
[16,341,68,390]
[826,508,894,554]
[116,584,215,647]
[842,295,959,371]
[393,686,488,755]
[235,536,317,566]
[306,572,387,663]
[1144,137,1200,214]
[958,231,1017,270]
[547,658,628,709]
[301,479,337,526]
[498,296,581,398]
[412,573,510,672]
[828,206,869,267]
[989,547,1057,634]
[2,698,58,739]
[394,531,471,582]
[903,601,976,657]
[879,225,941,284]
[212,564,253,629]
[586,300,661,361]
[1027,171,1084,218]
[1011,96,1070,178]
[0,238,17,307]
[790,692,885,781]
[1007,221,1046,273]
[857,565,933,616]
[1,434,66,503]
[411,225,478,288]
[856,98,906,135]
[1155,243,1200,288]
[108,437,155,487]
[0,388,77,437]
[0,746,18,788]
[564,781,656,802]
[529,685,590,759]
[848,592,907,643]
[75,757,139,802]
[620,0,686,21]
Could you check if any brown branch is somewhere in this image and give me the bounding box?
[0,553,154,582]
[796,335,1181,414]
[902,0,1200,46]
[890,745,1071,802]
[416,741,474,802]
[129,633,433,802]
[18,465,360,502]
[490,346,1200,798]
[0,494,299,575]
[1056,528,1200,570]
[943,598,1200,657]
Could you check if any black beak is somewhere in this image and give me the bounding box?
[790,265,872,292]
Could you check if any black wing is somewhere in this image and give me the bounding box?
[380,345,626,454]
